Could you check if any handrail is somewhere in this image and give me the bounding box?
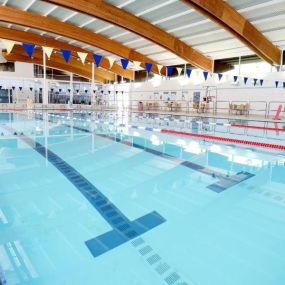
[0,97,284,121]
[267,101,285,119]
[230,100,268,118]
[104,99,269,118]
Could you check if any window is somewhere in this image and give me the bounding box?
[0,62,15,72]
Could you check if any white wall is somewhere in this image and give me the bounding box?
[0,62,34,78]
[1,61,285,116]
[0,62,36,103]
[103,71,285,117]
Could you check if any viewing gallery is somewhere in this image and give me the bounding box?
[0,1,285,285]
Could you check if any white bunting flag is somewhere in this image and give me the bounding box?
[42,46,54,59]
[157,64,163,75]
[77,52,88,64]
[133,61,142,70]
[3,40,15,54]
[176,67,183,77]
[225,74,232,82]
[107,56,116,68]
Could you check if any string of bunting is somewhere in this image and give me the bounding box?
[0,84,128,95]
[1,39,285,88]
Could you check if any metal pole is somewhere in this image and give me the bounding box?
[70,72,73,106]
[238,56,241,75]
[92,62,95,106]
[166,67,168,80]
[280,50,283,72]
[43,49,48,105]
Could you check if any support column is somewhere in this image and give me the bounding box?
[129,80,133,111]
[280,50,283,72]
[238,56,241,75]
[16,89,18,104]
[43,50,48,105]
[70,72,73,106]
[91,62,95,106]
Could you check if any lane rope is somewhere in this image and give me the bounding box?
[231,123,285,132]
[33,111,285,151]
[160,129,285,150]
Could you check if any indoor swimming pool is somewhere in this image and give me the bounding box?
[0,111,285,285]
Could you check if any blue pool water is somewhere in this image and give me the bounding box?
[0,111,285,285]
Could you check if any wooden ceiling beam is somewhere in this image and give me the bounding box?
[5,54,106,83]
[10,45,115,81]
[0,26,134,80]
[42,0,213,71]
[0,6,162,73]
[182,0,282,65]
[3,46,115,83]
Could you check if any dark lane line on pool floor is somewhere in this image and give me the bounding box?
[62,122,255,193]
[3,121,192,285]
[2,125,166,259]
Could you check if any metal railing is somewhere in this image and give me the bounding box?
[228,101,268,118]
[94,99,271,118]
[267,101,285,119]
[0,99,283,120]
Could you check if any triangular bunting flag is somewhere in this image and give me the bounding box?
[145,63,153,73]
[93,54,102,67]
[19,86,23,91]
[275,81,279,88]
[260,79,264,86]
[59,89,62,92]
[77,52,88,64]
[68,88,71,93]
[39,88,42,92]
[23,43,35,58]
[244,77,248,85]
[0,86,2,90]
[166,66,174,76]
[133,61,142,70]
[61,49,71,63]
[157,64,163,75]
[29,87,33,92]
[176,67,183,77]
[203,71,209,81]
[233,75,238,82]
[12,86,15,91]
[85,89,88,93]
[283,82,285,88]
[253,78,258,86]
[43,46,53,59]
[3,40,15,54]
[76,89,79,94]
[120,58,129,70]
[218,73,223,81]
[107,56,116,68]
[186,68,192,78]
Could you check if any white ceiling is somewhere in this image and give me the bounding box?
[0,0,285,67]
